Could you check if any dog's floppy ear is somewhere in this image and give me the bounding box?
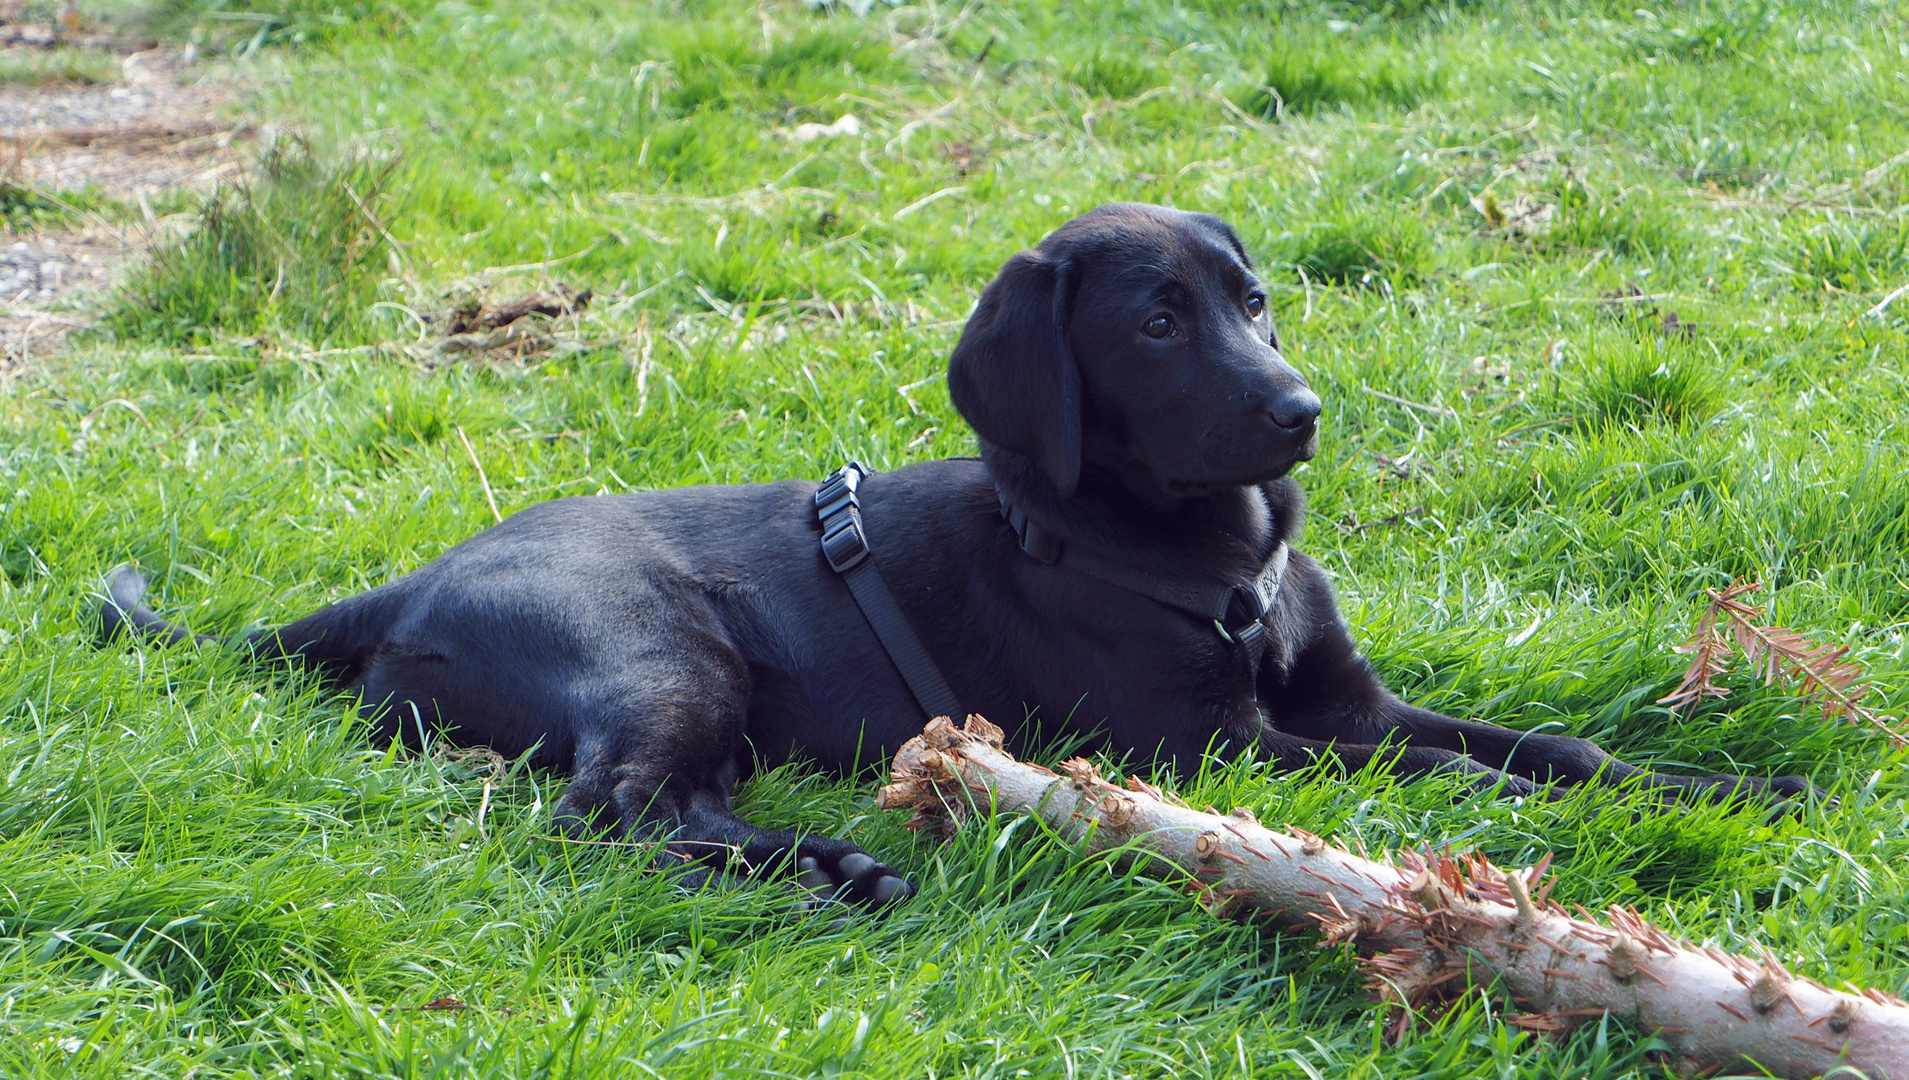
[947,250,1082,498]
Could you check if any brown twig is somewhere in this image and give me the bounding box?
[1659,581,1905,745]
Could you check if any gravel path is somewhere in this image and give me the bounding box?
[1,47,249,197]
[0,26,253,376]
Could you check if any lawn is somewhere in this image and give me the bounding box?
[5,0,1909,1076]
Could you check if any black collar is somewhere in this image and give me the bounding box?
[994,481,1291,670]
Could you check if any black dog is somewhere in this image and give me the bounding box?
[103,203,1813,907]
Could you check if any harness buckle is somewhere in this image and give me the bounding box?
[1231,618,1266,654]
[821,513,870,572]
[814,460,964,720]
[1221,581,1271,654]
[1229,580,1270,622]
[817,462,872,572]
[814,461,866,521]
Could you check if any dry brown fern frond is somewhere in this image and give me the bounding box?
[1659,580,1906,745]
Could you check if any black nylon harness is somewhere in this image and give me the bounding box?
[815,461,1291,721]
[814,463,964,720]
[996,489,1291,677]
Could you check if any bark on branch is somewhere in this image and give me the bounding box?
[877,715,1909,1080]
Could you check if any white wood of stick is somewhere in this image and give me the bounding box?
[877,716,1909,1080]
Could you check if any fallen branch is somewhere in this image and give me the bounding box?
[879,715,1909,1080]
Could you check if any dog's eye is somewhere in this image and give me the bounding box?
[1143,314,1175,339]
[1246,295,1266,319]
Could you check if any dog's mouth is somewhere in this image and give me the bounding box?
[1164,452,1312,496]
[1294,426,1320,463]
[1160,420,1318,495]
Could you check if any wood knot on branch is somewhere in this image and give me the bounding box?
[1751,966,1790,1016]
[1825,997,1861,1034]
[1503,868,1539,928]
[1098,794,1138,827]
[1403,868,1445,912]
[1195,831,1222,861]
[921,715,961,751]
[922,713,1005,752]
[1060,759,1109,796]
[915,748,951,780]
[1602,935,1648,985]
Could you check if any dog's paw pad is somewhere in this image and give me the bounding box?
[868,874,909,905]
[795,847,915,908]
[795,856,835,893]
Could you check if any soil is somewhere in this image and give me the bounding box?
[0,16,253,377]
[0,225,129,370]
[0,46,248,197]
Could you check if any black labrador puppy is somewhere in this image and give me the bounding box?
[103,203,1813,907]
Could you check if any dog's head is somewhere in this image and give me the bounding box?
[949,203,1320,501]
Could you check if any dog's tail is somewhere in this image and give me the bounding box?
[101,564,401,685]
[99,565,219,647]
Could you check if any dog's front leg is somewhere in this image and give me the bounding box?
[1254,727,1545,798]
[1378,702,1821,805]
[1259,613,1818,806]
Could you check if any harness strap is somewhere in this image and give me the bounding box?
[815,463,964,721]
[999,485,1290,676]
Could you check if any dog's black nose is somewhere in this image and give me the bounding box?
[1270,389,1322,430]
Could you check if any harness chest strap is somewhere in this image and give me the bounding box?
[814,462,963,721]
[814,462,1294,722]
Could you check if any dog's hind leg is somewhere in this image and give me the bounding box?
[554,701,914,906]
[531,600,914,909]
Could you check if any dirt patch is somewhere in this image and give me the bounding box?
[432,289,594,361]
[0,226,125,300]
[0,0,159,52]
[0,46,249,197]
[0,224,132,374]
[0,20,254,376]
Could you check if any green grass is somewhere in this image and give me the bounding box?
[7,0,1909,1075]
[0,47,120,86]
[0,180,119,234]
[1247,29,1438,118]
[109,143,403,346]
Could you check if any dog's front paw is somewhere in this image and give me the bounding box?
[793,844,915,908]
[1700,773,1832,816]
